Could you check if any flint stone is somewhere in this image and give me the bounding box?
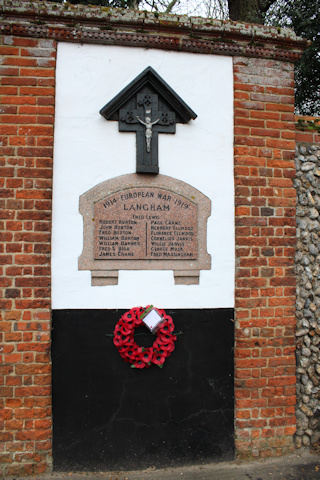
[310,345,319,353]
[300,145,307,154]
[304,336,311,347]
[309,244,319,255]
[310,418,319,428]
[296,302,304,312]
[312,265,320,276]
[305,266,313,280]
[296,328,309,337]
[297,367,306,374]
[294,178,302,187]
[308,191,316,205]
[311,431,320,444]
[299,194,308,205]
[302,374,310,385]
[302,435,311,446]
[301,231,310,243]
[297,219,308,230]
[305,382,313,395]
[309,208,319,219]
[306,173,317,186]
[296,408,308,421]
[300,404,313,417]
[301,255,310,266]
[308,399,318,409]
[307,364,315,375]
[301,347,311,357]
[301,162,316,172]
[300,356,310,368]
[297,206,306,216]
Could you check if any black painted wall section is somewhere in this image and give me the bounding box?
[52,309,234,471]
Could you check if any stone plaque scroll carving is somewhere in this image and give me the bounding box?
[79,174,211,285]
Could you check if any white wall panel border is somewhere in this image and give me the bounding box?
[52,43,234,309]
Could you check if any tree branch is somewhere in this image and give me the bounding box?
[165,0,179,13]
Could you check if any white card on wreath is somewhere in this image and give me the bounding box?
[142,309,163,333]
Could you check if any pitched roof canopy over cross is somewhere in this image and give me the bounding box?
[100,66,197,174]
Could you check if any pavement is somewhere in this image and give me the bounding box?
[3,451,320,480]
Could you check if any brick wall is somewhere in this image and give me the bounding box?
[0,36,56,475]
[234,57,297,458]
[0,4,307,474]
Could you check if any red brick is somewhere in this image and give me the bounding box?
[0,29,306,469]
[19,86,55,96]
[0,66,19,76]
[1,77,37,87]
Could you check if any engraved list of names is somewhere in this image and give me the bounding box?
[94,187,198,260]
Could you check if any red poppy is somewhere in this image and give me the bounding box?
[133,353,147,369]
[113,327,122,338]
[166,341,176,354]
[158,333,173,344]
[141,348,153,363]
[159,321,175,334]
[120,325,132,336]
[113,335,125,347]
[134,317,143,326]
[118,348,130,361]
[152,351,166,365]
[132,345,143,355]
[114,323,122,334]
[121,335,134,346]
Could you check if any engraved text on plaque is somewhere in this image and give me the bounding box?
[94,187,197,260]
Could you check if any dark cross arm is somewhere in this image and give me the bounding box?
[119,97,175,173]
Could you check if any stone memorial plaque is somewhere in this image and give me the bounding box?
[79,174,211,285]
[94,187,197,261]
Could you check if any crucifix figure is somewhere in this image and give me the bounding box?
[136,114,160,153]
[119,93,175,174]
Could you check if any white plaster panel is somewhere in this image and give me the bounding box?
[52,43,234,309]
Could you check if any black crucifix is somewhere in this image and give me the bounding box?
[119,93,175,173]
[100,67,197,174]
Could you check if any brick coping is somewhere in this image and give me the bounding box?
[0,0,307,61]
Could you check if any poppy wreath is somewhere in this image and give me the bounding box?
[113,306,177,368]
